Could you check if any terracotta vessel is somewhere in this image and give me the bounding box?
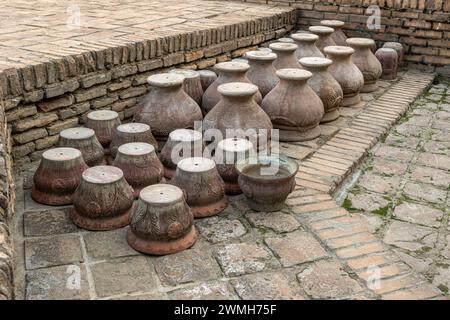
[110,123,158,158]
[261,69,324,141]
[70,166,134,231]
[85,110,121,149]
[320,20,347,46]
[215,138,253,195]
[127,184,197,255]
[169,69,203,105]
[32,148,88,206]
[299,57,343,123]
[202,62,262,114]
[324,46,365,107]
[375,48,398,80]
[134,73,203,145]
[245,50,279,97]
[170,157,228,218]
[159,129,203,179]
[58,127,105,167]
[236,154,298,212]
[113,143,164,198]
[383,42,404,67]
[346,37,382,93]
[268,43,302,70]
[290,33,324,59]
[198,69,217,91]
[309,26,336,52]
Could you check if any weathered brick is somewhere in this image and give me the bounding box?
[13,128,47,145]
[58,102,90,120]
[405,19,432,29]
[80,72,112,88]
[23,90,44,103]
[108,80,132,92]
[47,118,79,135]
[112,65,138,79]
[44,78,79,98]
[163,52,185,67]
[184,50,204,63]
[74,85,107,103]
[196,57,216,69]
[91,94,119,109]
[111,98,137,112]
[136,59,163,72]
[6,105,37,122]
[35,135,59,150]
[119,86,147,99]
[37,95,74,112]
[424,55,450,65]
[13,113,58,133]
[12,142,35,158]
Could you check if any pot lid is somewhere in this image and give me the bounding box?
[60,127,94,140]
[290,33,319,42]
[117,123,150,133]
[177,157,216,173]
[215,61,249,72]
[169,129,203,142]
[43,147,81,161]
[320,20,345,28]
[83,165,123,184]
[118,142,155,156]
[299,57,333,68]
[269,42,298,52]
[87,110,118,121]
[346,37,375,47]
[140,184,184,204]
[323,45,355,56]
[245,50,277,61]
[147,73,184,87]
[276,37,294,43]
[276,68,312,81]
[217,82,258,97]
[169,68,200,79]
[309,26,334,35]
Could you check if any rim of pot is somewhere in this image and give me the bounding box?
[118,142,155,157]
[299,57,333,69]
[276,68,312,81]
[346,37,375,47]
[43,147,82,162]
[235,154,299,182]
[169,129,203,143]
[324,45,355,56]
[169,68,200,79]
[197,69,217,77]
[383,42,403,50]
[276,37,294,43]
[245,50,277,61]
[269,42,298,52]
[309,26,334,35]
[87,110,118,121]
[290,33,319,42]
[83,165,124,184]
[60,127,95,140]
[215,61,250,73]
[217,82,258,97]
[177,157,216,173]
[117,123,150,133]
[139,184,184,205]
[320,20,345,28]
[147,73,184,87]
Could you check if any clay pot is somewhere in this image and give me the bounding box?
[134,73,203,145]
[159,129,204,179]
[169,69,203,105]
[375,48,398,80]
[299,57,343,123]
[245,50,279,97]
[202,62,262,114]
[58,127,105,167]
[32,148,88,206]
[383,42,404,67]
[215,138,254,195]
[170,157,228,218]
[290,33,324,60]
[261,69,324,142]
[110,123,158,158]
[309,26,336,53]
[198,69,217,91]
[70,166,134,231]
[346,38,382,93]
[85,110,121,149]
[324,46,365,107]
[113,142,164,198]
[268,43,302,70]
[127,184,197,255]
[236,155,298,212]
[320,20,347,46]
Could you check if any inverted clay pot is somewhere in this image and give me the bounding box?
[127,184,197,255]
[85,110,121,149]
[113,142,164,198]
[290,33,324,60]
[268,42,302,70]
[202,62,262,114]
[134,73,203,145]
[245,50,279,97]
[159,129,204,180]
[382,42,404,67]
[236,154,298,212]
[70,165,134,231]
[170,157,228,218]
[32,148,88,206]
[324,46,365,107]
[309,26,336,53]
[110,123,158,158]
[261,69,324,142]
[198,69,217,91]
[299,57,343,123]
[375,48,398,80]
[215,138,254,195]
[58,127,105,167]
[169,69,203,105]
[346,37,382,93]
[320,20,347,46]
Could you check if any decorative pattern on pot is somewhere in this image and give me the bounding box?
[113,142,164,198]
[261,69,324,142]
[299,57,343,123]
[245,50,279,97]
[382,42,404,67]
[309,26,336,53]
[198,69,217,91]
[85,110,121,149]
[32,148,88,206]
[70,165,134,231]
[375,48,399,80]
[58,127,105,167]
[320,20,347,46]
[169,69,203,105]
[110,123,158,158]
[290,33,324,60]
[126,184,197,255]
[268,42,302,70]
[324,46,365,107]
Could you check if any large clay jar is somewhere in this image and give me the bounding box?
[127,184,197,255]
[245,50,279,97]
[320,20,347,46]
[134,73,203,145]
[70,166,134,230]
[346,38,382,93]
[375,48,398,80]
[159,129,203,179]
[110,123,158,158]
[170,157,228,218]
[215,138,253,195]
[58,127,105,167]
[324,46,365,107]
[113,142,164,198]
[383,42,404,67]
[236,154,298,212]
[85,110,120,149]
[269,43,302,70]
[169,69,203,105]
[198,69,217,91]
[299,57,343,123]
[202,62,262,114]
[32,148,88,206]
[261,69,324,142]
[290,33,324,59]
[309,26,336,53]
